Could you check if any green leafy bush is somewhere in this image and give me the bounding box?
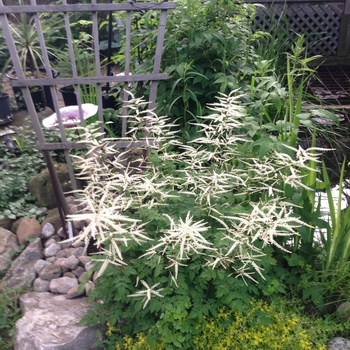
[69,93,327,348]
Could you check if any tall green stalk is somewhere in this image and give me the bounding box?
[322,159,350,280]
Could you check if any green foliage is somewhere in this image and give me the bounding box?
[0,285,26,349]
[0,124,62,220]
[113,0,260,135]
[71,92,332,347]
[104,298,350,350]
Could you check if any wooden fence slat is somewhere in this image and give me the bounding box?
[10,73,170,87]
[0,3,176,14]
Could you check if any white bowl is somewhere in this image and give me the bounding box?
[42,103,98,128]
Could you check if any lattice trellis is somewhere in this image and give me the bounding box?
[0,1,175,237]
[253,2,344,56]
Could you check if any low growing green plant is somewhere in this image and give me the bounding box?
[0,285,26,349]
[106,298,350,350]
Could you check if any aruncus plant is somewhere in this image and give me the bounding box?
[69,92,319,286]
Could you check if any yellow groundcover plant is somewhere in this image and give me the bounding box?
[110,299,344,349]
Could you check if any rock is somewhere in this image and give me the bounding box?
[57,227,66,238]
[42,208,64,232]
[53,258,69,273]
[63,272,76,279]
[14,292,103,350]
[63,255,79,270]
[33,278,51,292]
[328,337,350,350]
[66,196,76,206]
[39,264,62,280]
[71,266,85,278]
[73,247,85,258]
[62,248,76,257]
[28,164,72,209]
[66,284,85,299]
[50,276,78,294]
[34,259,52,274]
[85,261,94,272]
[73,240,85,248]
[336,302,350,321]
[1,238,43,289]
[44,242,61,257]
[44,238,57,248]
[60,240,74,249]
[78,271,91,284]
[56,250,67,259]
[0,228,19,271]
[42,222,55,238]
[78,256,91,267]
[46,256,56,264]
[0,217,14,230]
[16,218,41,246]
[85,281,95,296]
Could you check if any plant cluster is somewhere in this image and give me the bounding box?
[108,299,350,350]
[66,90,347,348]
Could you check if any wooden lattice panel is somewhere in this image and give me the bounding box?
[253,2,344,56]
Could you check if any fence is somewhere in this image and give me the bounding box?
[0,0,175,236]
[245,0,350,57]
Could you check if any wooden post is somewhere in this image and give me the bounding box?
[337,0,350,56]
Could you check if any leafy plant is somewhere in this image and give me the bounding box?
[66,92,329,347]
[106,298,350,350]
[0,285,26,349]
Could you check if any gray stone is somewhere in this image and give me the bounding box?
[39,264,62,280]
[62,248,75,257]
[34,259,52,274]
[44,238,57,248]
[46,256,56,264]
[66,285,85,299]
[85,261,94,272]
[0,228,19,271]
[42,222,55,239]
[63,272,76,279]
[42,208,63,233]
[66,196,76,206]
[1,238,43,289]
[53,258,69,273]
[78,271,90,284]
[336,302,350,321]
[60,240,74,250]
[73,247,85,258]
[50,276,78,294]
[55,250,67,259]
[78,256,91,267]
[63,255,79,270]
[57,227,66,238]
[73,240,85,248]
[14,292,103,350]
[44,242,61,257]
[328,337,350,350]
[33,278,51,292]
[73,220,85,231]
[71,266,85,278]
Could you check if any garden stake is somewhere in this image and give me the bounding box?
[42,149,70,239]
